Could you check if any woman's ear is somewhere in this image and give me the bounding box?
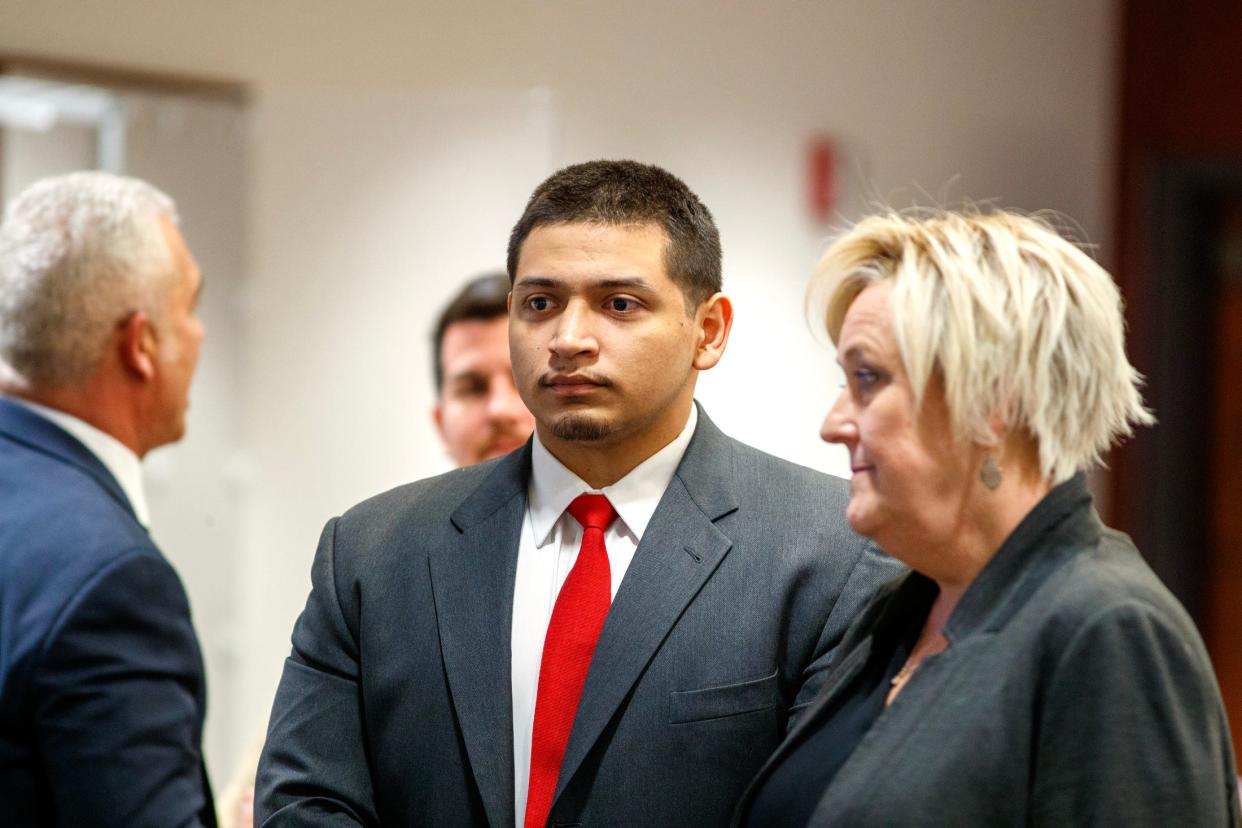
[971,397,1014,448]
[986,409,1008,445]
[692,292,733,371]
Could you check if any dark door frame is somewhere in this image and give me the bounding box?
[1122,157,1242,622]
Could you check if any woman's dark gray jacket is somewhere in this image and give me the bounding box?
[735,474,1240,827]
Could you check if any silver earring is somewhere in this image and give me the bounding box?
[980,455,1002,490]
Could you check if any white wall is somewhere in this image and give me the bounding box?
[2,123,96,200]
[0,0,1118,788]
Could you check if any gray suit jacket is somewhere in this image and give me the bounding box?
[256,406,901,826]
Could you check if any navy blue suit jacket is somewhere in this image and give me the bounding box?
[0,398,215,827]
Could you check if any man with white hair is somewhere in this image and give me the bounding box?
[0,172,213,826]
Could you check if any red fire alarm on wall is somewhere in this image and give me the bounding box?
[808,135,837,223]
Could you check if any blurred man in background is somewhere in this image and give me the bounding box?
[432,271,534,466]
[0,172,214,826]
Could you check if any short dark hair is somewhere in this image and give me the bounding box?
[506,160,722,309]
[432,271,510,391]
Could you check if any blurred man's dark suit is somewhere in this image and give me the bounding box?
[257,407,900,826]
[0,398,215,827]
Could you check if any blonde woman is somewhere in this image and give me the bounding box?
[734,211,1239,826]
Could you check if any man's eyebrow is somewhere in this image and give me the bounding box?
[513,276,653,291]
[513,276,559,290]
[597,277,651,291]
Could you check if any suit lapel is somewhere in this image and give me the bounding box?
[428,447,530,828]
[553,407,740,802]
[0,397,137,520]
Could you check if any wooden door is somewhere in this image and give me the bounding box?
[1208,200,1242,760]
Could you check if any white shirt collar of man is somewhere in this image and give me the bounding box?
[9,396,152,528]
[528,403,698,548]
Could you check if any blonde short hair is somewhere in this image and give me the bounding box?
[812,210,1154,483]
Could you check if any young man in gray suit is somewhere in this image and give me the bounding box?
[257,160,900,826]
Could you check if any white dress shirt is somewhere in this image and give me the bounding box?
[511,404,698,823]
[6,396,151,527]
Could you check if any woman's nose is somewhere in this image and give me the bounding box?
[820,389,857,445]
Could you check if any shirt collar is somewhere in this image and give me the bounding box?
[7,397,151,527]
[528,404,698,547]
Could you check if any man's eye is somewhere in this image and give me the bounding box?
[451,378,488,398]
[609,297,637,313]
[527,296,551,312]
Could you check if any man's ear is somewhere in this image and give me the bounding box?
[432,402,447,442]
[118,312,158,381]
[692,292,733,371]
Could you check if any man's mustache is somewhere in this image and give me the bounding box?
[537,371,614,388]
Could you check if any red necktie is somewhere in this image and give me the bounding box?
[524,493,617,828]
